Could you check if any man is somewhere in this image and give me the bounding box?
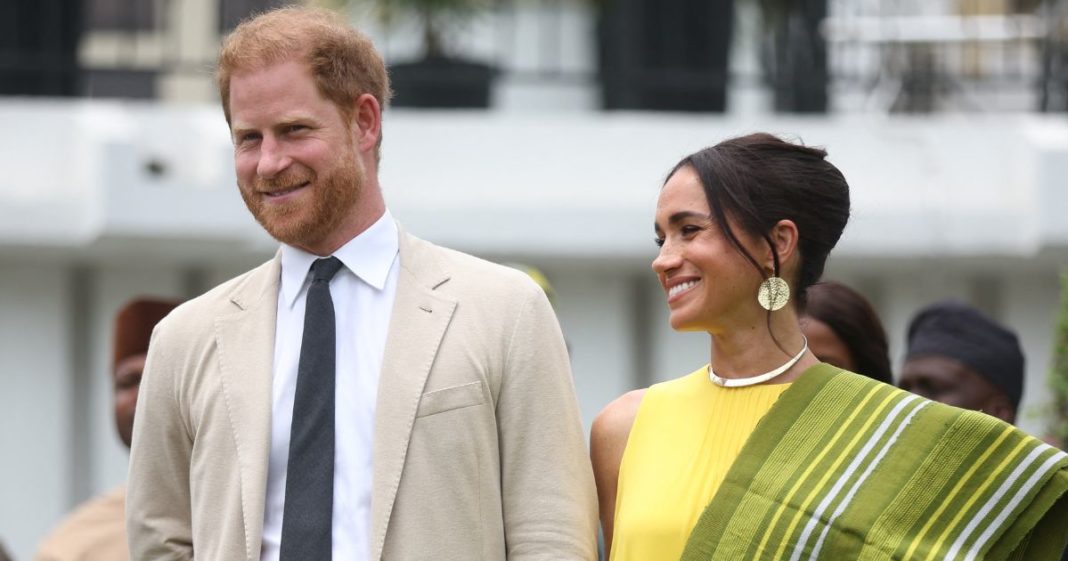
[899,303,1068,561]
[125,7,597,561]
[899,299,1024,424]
[36,297,178,561]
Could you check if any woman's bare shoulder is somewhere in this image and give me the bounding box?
[592,389,647,450]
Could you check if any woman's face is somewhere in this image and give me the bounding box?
[652,166,766,332]
[800,316,856,372]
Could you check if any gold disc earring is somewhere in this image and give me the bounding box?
[757,276,790,311]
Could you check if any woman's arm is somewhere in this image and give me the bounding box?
[589,389,646,559]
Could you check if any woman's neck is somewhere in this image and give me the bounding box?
[708,309,817,385]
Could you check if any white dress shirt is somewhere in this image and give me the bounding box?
[261,211,400,561]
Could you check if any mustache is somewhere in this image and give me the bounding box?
[254,170,314,192]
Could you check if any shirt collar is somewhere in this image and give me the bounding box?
[279,210,399,308]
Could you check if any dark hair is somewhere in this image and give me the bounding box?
[803,281,893,384]
[669,132,851,307]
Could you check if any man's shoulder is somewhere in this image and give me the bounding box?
[402,233,543,300]
[160,256,278,332]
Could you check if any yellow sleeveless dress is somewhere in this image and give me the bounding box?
[610,366,791,561]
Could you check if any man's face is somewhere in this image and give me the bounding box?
[229,59,365,255]
[114,353,147,448]
[899,355,1014,423]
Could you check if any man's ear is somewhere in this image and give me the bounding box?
[764,219,800,272]
[351,93,381,153]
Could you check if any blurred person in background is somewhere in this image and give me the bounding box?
[800,280,893,384]
[34,297,178,561]
[505,262,572,354]
[591,133,1068,561]
[899,301,1068,560]
[504,263,557,306]
[899,300,1023,424]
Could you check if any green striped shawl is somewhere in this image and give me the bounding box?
[681,364,1068,561]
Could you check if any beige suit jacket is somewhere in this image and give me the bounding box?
[126,228,597,560]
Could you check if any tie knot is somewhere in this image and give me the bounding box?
[310,257,343,283]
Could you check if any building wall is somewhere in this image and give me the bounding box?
[0,264,75,559]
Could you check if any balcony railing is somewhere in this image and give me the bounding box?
[0,0,1066,113]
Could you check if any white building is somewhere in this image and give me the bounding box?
[1,0,1066,558]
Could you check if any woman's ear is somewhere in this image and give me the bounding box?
[765,219,799,273]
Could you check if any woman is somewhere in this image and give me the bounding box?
[800,280,893,385]
[591,133,1068,560]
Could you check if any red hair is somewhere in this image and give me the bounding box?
[217,7,391,134]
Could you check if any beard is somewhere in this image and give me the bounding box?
[238,152,363,251]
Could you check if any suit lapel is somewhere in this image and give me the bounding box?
[213,254,281,561]
[370,230,456,560]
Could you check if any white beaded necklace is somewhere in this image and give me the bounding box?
[708,336,809,388]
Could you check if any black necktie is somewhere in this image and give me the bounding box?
[280,256,343,561]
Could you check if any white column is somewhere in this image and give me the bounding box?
[87,265,186,495]
[0,263,73,560]
[1003,270,1062,439]
[545,266,638,434]
[159,0,221,102]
